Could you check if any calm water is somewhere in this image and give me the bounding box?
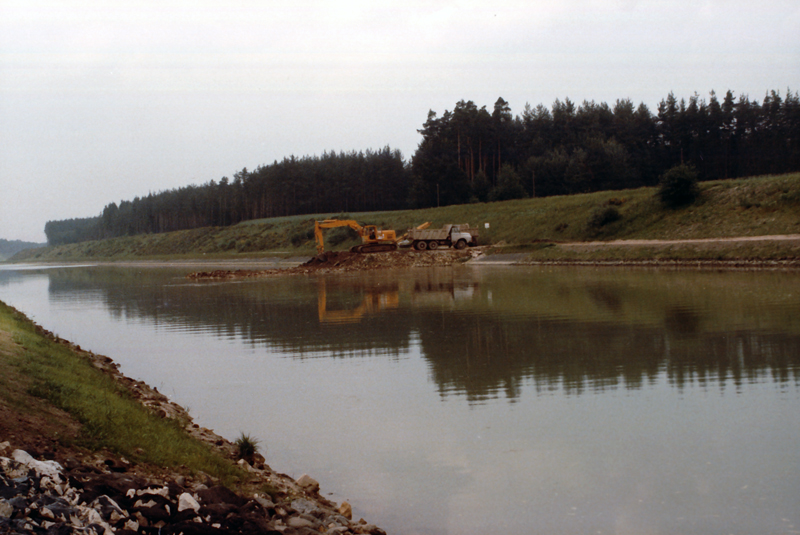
[1,263,799,535]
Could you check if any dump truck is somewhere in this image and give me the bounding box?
[407,224,479,251]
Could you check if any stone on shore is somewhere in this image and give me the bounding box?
[295,473,320,493]
[177,492,200,512]
[1,446,383,535]
[339,500,353,519]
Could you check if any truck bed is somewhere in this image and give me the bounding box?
[407,224,478,241]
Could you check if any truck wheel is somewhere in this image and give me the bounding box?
[414,240,427,251]
[428,241,438,250]
[455,239,467,250]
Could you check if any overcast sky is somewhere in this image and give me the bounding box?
[1,0,798,243]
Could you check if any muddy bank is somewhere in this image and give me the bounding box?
[186,249,483,280]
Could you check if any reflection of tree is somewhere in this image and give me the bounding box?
[415,310,800,402]
[43,267,800,403]
[47,267,414,358]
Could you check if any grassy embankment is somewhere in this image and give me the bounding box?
[10,172,800,263]
[0,299,243,484]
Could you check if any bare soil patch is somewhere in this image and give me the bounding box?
[187,249,482,280]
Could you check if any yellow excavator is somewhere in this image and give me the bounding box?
[314,219,399,254]
[314,219,431,254]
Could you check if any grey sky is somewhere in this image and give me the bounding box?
[2,0,798,243]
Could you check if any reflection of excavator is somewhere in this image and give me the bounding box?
[315,219,398,254]
[317,281,399,324]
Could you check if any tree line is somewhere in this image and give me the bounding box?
[45,89,800,245]
[409,89,800,206]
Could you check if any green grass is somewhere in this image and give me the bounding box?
[0,300,243,484]
[9,172,800,263]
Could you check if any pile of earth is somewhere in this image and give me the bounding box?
[187,249,483,280]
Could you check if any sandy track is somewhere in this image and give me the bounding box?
[559,234,800,247]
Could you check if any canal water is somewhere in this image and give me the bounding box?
[1,263,799,535]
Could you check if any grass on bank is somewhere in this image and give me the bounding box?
[0,300,242,484]
[502,239,800,263]
[9,172,800,263]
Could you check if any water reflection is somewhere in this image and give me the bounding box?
[317,279,399,324]
[24,265,800,404]
[2,264,800,534]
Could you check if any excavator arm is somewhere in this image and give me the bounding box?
[314,219,364,254]
[314,219,399,254]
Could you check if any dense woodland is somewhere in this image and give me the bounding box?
[46,89,800,246]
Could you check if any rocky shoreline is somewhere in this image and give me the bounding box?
[1,324,386,535]
[0,443,384,535]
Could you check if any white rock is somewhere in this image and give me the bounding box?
[0,499,13,518]
[178,492,201,513]
[295,474,320,493]
[134,511,148,527]
[291,498,319,515]
[12,450,63,483]
[287,516,315,529]
[338,501,353,520]
[85,508,104,525]
[254,495,274,507]
[137,486,169,497]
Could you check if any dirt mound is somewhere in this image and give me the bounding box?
[187,249,483,280]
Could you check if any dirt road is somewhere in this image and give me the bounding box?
[558,234,800,247]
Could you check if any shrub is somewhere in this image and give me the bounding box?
[290,229,314,247]
[235,432,260,462]
[658,164,699,208]
[588,206,621,228]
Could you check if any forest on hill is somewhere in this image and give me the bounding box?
[45,89,800,246]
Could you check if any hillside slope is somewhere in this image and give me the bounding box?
[10,173,800,263]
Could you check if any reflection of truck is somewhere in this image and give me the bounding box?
[407,224,479,251]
